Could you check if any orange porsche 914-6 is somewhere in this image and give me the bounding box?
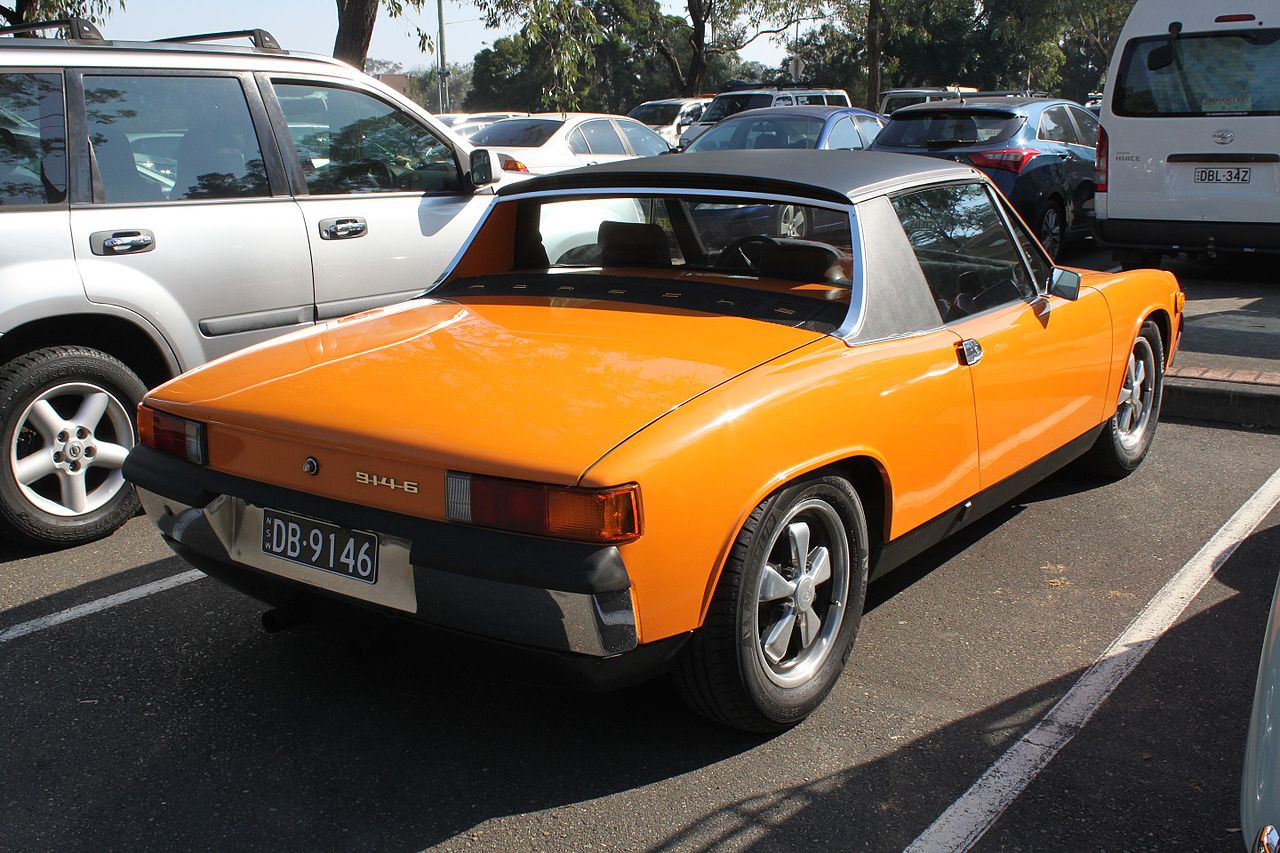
[125,151,1183,732]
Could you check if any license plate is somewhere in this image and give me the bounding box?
[1194,167,1251,183]
[261,509,378,584]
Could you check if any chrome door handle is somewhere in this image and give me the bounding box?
[90,229,156,256]
[319,217,367,240]
[959,338,984,366]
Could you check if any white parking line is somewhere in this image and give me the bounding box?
[906,464,1280,853]
[0,569,204,645]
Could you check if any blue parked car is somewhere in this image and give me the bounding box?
[870,97,1100,258]
[682,106,886,239]
[682,105,886,154]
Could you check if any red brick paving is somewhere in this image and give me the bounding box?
[1167,365,1280,387]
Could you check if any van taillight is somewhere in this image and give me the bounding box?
[1215,14,1256,22]
[1095,125,1108,193]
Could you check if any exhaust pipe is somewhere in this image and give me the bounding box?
[261,602,309,633]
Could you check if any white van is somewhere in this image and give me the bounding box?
[1095,0,1280,265]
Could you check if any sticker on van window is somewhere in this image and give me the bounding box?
[1201,95,1252,113]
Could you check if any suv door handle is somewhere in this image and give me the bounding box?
[90,229,156,256]
[319,217,367,240]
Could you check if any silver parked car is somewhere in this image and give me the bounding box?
[0,19,499,546]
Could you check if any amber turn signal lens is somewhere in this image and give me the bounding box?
[446,472,641,543]
[137,404,207,466]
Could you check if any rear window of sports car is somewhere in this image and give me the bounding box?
[435,193,857,333]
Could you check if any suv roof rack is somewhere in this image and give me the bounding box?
[0,17,104,40]
[153,28,282,51]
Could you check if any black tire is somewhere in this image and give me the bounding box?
[0,346,147,547]
[674,475,870,732]
[1084,320,1164,479]
[1115,250,1162,271]
[1037,198,1066,261]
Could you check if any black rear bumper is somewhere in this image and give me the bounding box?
[1095,217,1280,255]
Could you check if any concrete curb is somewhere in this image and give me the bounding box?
[1162,377,1280,430]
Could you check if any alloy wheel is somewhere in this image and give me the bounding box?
[752,499,851,688]
[1039,206,1063,258]
[9,382,134,517]
[777,204,809,239]
[1116,336,1156,451]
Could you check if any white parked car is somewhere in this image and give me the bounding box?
[470,113,671,175]
[1095,0,1280,266]
[628,98,710,146]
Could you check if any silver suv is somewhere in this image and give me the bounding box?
[0,19,498,546]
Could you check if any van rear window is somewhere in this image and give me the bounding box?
[1113,28,1280,117]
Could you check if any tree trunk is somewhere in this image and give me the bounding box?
[865,0,882,111]
[333,0,379,69]
[683,12,708,96]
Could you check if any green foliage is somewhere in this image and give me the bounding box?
[0,0,121,27]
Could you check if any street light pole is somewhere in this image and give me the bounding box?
[437,0,449,111]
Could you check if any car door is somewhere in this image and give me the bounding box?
[68,71,314,365]
[265,78,492,320]
[616,119,670,157]
[1037,105,1092,219]
[1065,105,1100,224]
[890,182,1112,489]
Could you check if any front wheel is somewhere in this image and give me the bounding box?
[0,346,146,546]
[674,476,869,732]
[1084,320,1164,479]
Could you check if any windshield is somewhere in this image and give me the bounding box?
[702,93,774,123]
[471,119,564,147]
[874,111,1022,148]
[685,115,826,152]
[1114,28,1280,116]
[629,103,682,125]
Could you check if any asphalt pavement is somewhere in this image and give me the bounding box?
[2,417,1278,852]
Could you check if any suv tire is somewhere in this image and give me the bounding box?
[0,346,146,546]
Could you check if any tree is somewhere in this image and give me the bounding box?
[0,0,118,28]
[406,61,473,112]
[333,0,433,68]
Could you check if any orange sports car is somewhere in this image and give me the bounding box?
[125,151,1183,731]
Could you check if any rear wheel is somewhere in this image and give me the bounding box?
[0,346,146,546]
[772,204,812,239]
[1037,199,1065,260]
[674,476,869,732]
[1084,320,1164,479]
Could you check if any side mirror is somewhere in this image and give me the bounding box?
[469,148,496,187]
[1049,267,1081,301]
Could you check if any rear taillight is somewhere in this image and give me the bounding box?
[1095,125,1108,193]
[137,405,207,465]
[967,148,1039,174]
[497,154,529,173]
[1216,13,1256,22]
[446,472,641,543]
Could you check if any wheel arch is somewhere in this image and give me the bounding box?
[697,450,894,623]
[0,314,178,390]
[1144,308,1173,367]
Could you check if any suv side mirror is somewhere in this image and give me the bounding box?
[1049,267,1081,301]
[469,148,496,187]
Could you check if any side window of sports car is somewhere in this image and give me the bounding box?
[891,183,1036,321]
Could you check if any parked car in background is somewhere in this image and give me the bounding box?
[448,112,530,140]
[683,106,885,153]
[628,97,710,146]
[871,96,1100,258]
[679,87,852,147]
[1094,0,1280,268]
[126,150,1182,732]
[0,19,499,546]
[877,86,976,115]
[433,113,468,127]
[471,112,670,175]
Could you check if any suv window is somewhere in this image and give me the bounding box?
[891,184,1035,320]
[84,75,269,203]
[825,94,850,106]
[273,82,461,195]
[796,94,826,105]
[0,72,66,207]
[579,119,626,155]
[618,120,668,156]
[1037,105,1079,144]
[826,117,863,150]
[774,95,794,106]
[1068,106,1099,147]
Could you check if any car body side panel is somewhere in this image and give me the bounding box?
[946,291,1113,489]
[582,330,980,642]
[1081,268,1184,407]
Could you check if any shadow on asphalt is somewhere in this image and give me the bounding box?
[652,521,1280,852]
